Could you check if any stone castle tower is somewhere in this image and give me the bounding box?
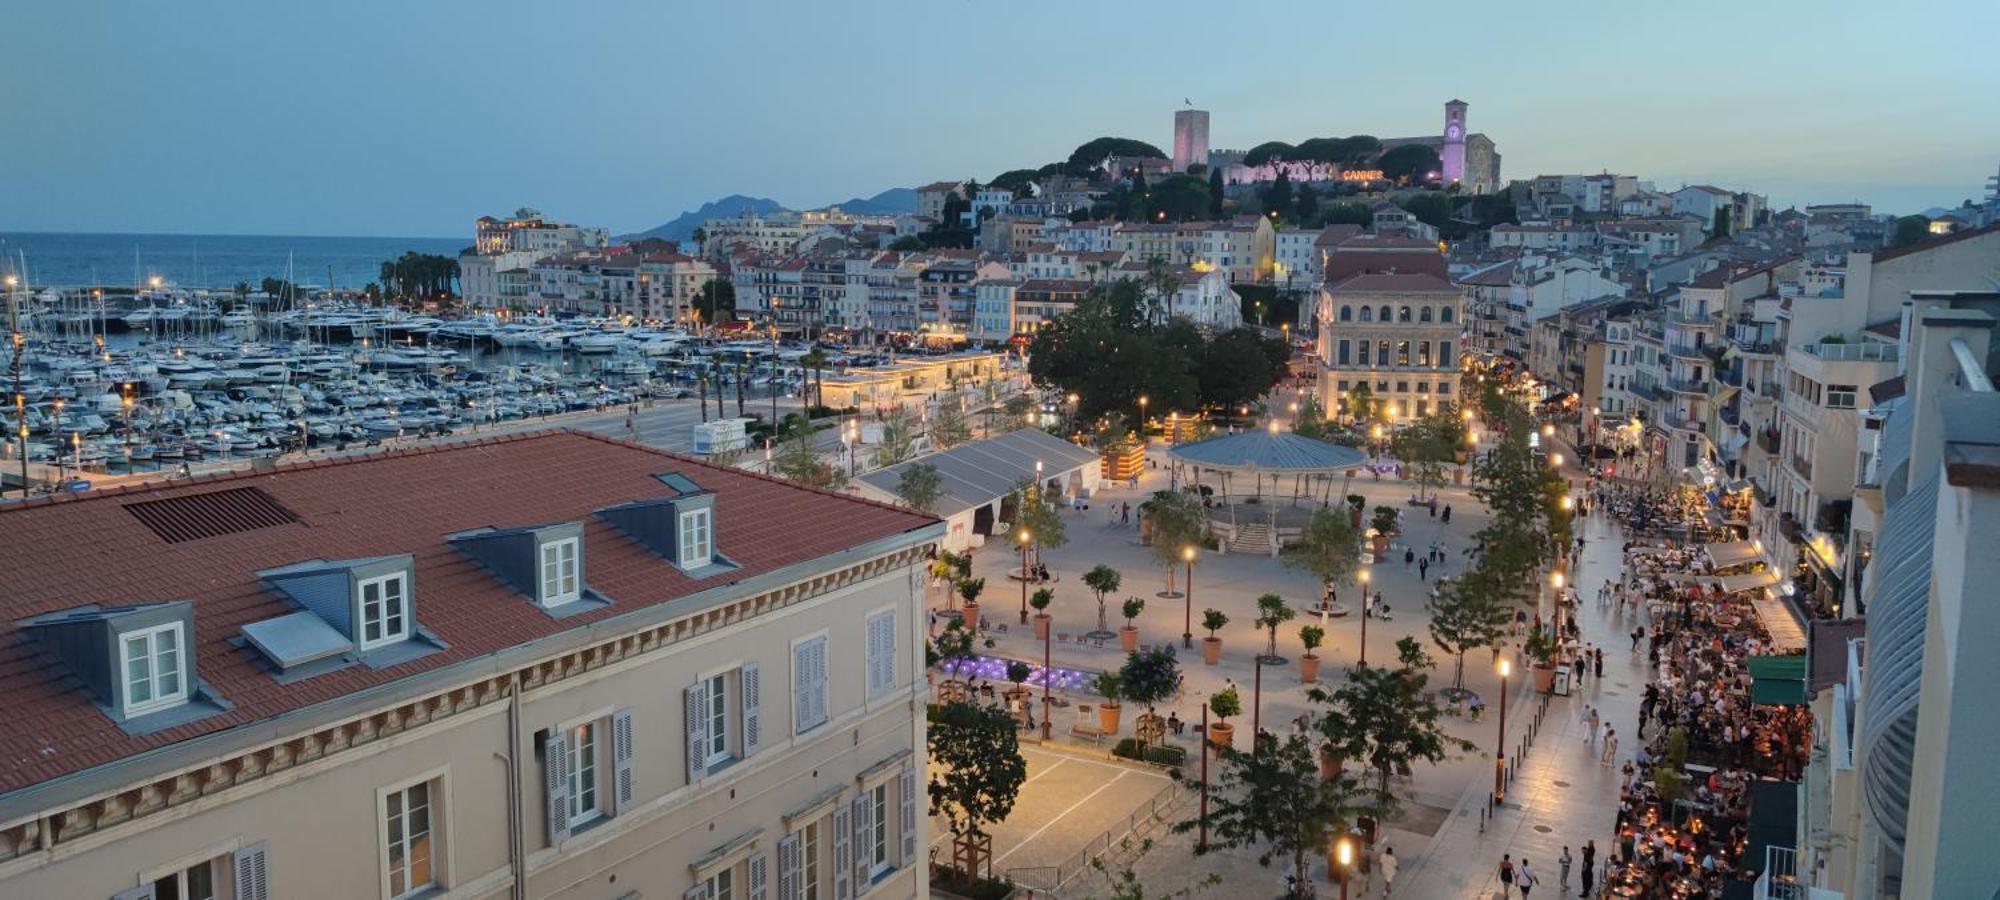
[1442,99,1468,185]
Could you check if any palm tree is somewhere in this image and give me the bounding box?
[801,348,829,411]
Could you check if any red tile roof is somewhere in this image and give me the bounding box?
[1326,272,1458,294]
[0,431,936,795]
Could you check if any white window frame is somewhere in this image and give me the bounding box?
[704,672,732,768]
[539,537,581,606]
[120,621,189,717]
[792,633,830,735]
[679,508,713,568]
[357,572,411,650]
[137,841,239,900]
[566,719,604,829]
[378,768,450,900]
[801,818,823,900]
[706,865,735,900]
[869,782,891,877]
[865,607,896,700]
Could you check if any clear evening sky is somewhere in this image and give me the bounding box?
[3,0,1994,238]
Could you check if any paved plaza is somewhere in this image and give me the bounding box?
[928,746,1176,893]
[935,439,1651,898]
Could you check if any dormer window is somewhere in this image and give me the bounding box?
[120,621,188,717]
[358,572,410,650]
[540,537,581,606]
[679,508,712,568]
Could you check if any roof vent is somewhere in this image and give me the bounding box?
[125,487,299,543]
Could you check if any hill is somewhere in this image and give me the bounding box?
[830,187,917,216]
[618,194,784,242]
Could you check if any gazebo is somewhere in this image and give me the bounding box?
[1167,428,1369,554]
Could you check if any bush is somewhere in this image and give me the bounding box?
[1112,738,1189,767]
[930,865,1016,900]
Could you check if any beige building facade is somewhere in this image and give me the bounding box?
[0,433,940,900]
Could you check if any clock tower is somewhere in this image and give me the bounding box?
[1442,99,1468,186]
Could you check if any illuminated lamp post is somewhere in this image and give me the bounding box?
[1017,529,1033,624]
[1495,657,1511,802]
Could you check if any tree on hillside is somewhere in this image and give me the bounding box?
[1294,184,1319,223]
[928,701,1029,875]
[1891,215,1931,247]
[1712,206,1733,238]
[1208,167,1226,217]
[693,278,735,328]
[896,462,942,514]
[888,235,925,252]
[1377,144,1441,186]
[1065,137,1168,176]
[1262,170,1294,220]
[1322,200,1373,227]
[1174,733,1371,898]
[1242,141,1295,167]
[1401,192,1454,232]
[989,168,1042,197]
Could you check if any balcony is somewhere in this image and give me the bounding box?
[1667,376,1710,395]
[1722,366,1744,387]
[1757,427,1781,454]
[1790,453,1815,480]
[1667,342,1708,360]
[1662,410,1706,433]
[1669,309,1718,327]
[1720,404,1741,427]
[1799,341,1899,362]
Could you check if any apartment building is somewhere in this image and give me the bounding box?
[0,432,940,900]
[1316,272,1463,419]
[970,278,1093,343]
[476,210,609,257]
[1793,298,2000,900]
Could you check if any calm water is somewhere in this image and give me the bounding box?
[0,231,466,290]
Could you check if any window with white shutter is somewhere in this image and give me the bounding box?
[232,841,270,900]
[899,767,917,866]
[793,637,828,735]
[865,612,895,699]
[612,707,636,810]
[748,851,769,900]
[849,795,872,896]
[777,834,800,900]
[685,682,710,784]
[741,663,762,757]
[544,731,571,845]
[831,803,852,900]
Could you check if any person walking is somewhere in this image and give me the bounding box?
[1582,841,1597,897]
[1600,727,1619,765]
[1594,647,1605,678]
[1379,846,1397,896]
[1404,547,1415,569]
[1498,854,1515,895]
[1517,859,1538,898]
[1587,707,1601,745]
[1559,847,1572,891]
[1418,556,1429,581]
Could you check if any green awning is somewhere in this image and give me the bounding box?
[1748,654,1808,706]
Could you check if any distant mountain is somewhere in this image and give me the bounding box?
[829,187,917,216]
[619,194,784,242]
[619,187,917,244]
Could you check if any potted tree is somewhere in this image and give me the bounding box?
[1094,672,1124,736]
[1370,506,1399,555]
[1299,625,1325,683]
[958,576,985,632]
[1118,647,1180,749]
[1346,494,1367,530]
[1207,686,1242,749]
[1119,596,1146,652]
[1200,608,1229,665]
[1083,564,1122,638]
[1255,593,1294,664]
[1004,660,1033,722]
[1030,588,1054,641]
[1525,630,1558,693]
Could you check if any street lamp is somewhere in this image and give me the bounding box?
[1371,423,1383,459]
[1495,657,1511,802]
[1018,529,1033,624]
[1138,394,1149,428]
[1042,608,1054,742]
[1550,452,1564,468]
[1335,835,1355,900]
[1357,568,1372,668]
[1182,545,1197,649]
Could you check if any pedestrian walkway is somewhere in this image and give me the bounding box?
[1391,499,1649,898]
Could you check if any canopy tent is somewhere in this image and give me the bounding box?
[1704,540,1762,569]
[1715,569,1780,594]
[1747,654,1808,706]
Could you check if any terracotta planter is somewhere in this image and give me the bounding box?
[961,602,980,630]
[1300,654,1321,683]
[1201,636,1222,665]
[1371,534,1388,555]
[1453,467,1465,484]
[1349,507,1363,529]
[1098,703,1123,735]
[1033,614,1051,640]
[1208,721,1235,749]
[1318,748,1344,780]
[1533,664,1556,693]
[1119,626,1139,652]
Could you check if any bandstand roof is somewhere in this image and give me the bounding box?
[1167,430,1367,473]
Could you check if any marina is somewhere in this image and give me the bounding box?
[2,284,974,489]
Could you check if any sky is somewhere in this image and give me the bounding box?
[3,0,1995,238]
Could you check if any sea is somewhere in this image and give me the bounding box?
[0,231,467,291]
